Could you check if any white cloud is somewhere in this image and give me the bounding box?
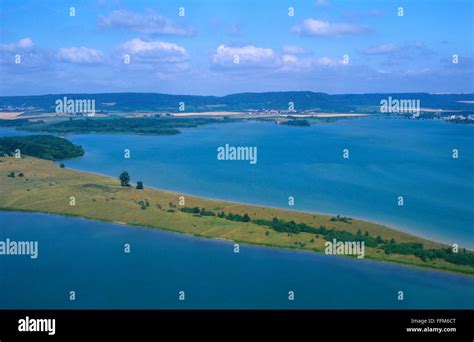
[119,38,188,63]
[292,19,372,37]
[278,55,340,72]
[282,45,306,54]
[281,54,299,63]
[211,43,342,74]
[316,57,334,66]
[99,10,194,36]
[0,37,34,51]
[212,44,275,67]
[56,47,105,64]
[17,38,34,49]
[0,38,52,67]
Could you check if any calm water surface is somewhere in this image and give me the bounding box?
[0,118,473,308]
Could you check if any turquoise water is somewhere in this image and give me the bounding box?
[59,118,474,248]
[0,118,473,309]
[1,212,473,309]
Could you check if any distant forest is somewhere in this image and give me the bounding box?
[1,91,473,113]
[0,135,84,160]
[17,117,230,135]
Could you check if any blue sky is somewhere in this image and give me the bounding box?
[0,0,473,95]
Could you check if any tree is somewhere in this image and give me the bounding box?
[119,171,130,187]
[136,181,144,190]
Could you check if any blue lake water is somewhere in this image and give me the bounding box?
[62,119,474,247]
[1,212,473,309]
[0,118,473,309]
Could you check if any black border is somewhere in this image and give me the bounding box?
[0,310,472,341]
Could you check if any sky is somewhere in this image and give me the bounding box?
[0,0,473,96]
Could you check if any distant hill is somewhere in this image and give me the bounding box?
[0,91,473,113]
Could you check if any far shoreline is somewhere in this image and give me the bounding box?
[59,161,468,252]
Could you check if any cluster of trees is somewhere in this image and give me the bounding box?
[326,229,384,247]
[184,207,474,266]
[217,211,251,222]
[119,171,130,187]
[138,199,150,210]
[383,241,474,266]
[128,194,474,267]
[20,117,225,135]
[180,207,200,214]
[252,217,384,247]
[329,215,352,223]
[281,119,310,127]
[119,171,144,189]
[253,217,329,235]
[180,207,216,216]
[0,135,84,160]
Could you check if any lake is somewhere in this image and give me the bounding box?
[63,118,474,248]
[1,212,473,309]
[0,118,473,308]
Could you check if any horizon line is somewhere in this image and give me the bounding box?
[1,91,474,98]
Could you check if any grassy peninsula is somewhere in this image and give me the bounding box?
[1,155,473,275]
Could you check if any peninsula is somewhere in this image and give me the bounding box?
[1,139,473,276]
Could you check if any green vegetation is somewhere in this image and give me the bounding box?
[330,215,352,224]
[1,156,473,275]
[2,92,472,113]
[181,207,216,217]
[281,119,310,126]
[184,212,472,266]
[251,218,383,247]
[0,135,84,160]
[138,199,150,210]
[18,117,232,135]
[217,211,251,222]
[181,206,201,214]
[383,241,474,267]
[119,171,130,187]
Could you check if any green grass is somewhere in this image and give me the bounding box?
[1,156,472,275]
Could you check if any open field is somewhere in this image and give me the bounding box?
[1,156,473,275]
[283,113,369,118]
[171,111,246,117]
[0,112,24,120]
